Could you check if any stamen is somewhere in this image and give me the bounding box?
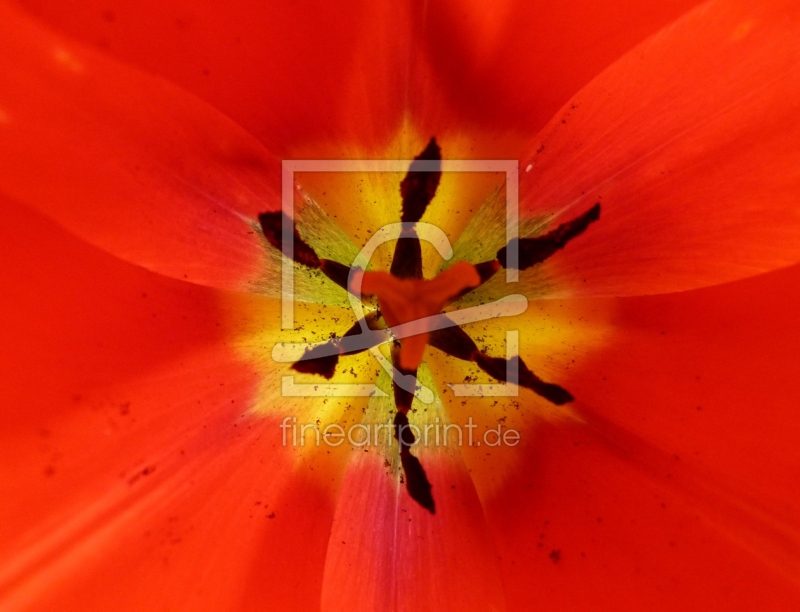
[259,211,355,292]
[339,311,385,356]
[291,343,339,378]
[319,259,355,290]
[474,260,501,284]
[475,353,573,405]
[389,138,442,280]
[390,343,417,414]
[389,228,423,280]
[258,211,320,268]
[429,322,574,405]
[400,137,441,223]
[498,203,601,270]
[400,448,435,514]
[291,312,384,378]
[394,410,416,445]
[395,411,435,513]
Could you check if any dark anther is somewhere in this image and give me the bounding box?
[474,260,501,284]
[258,211,321,269]
[394,411,417,448]
[291,312,385,377]
[475,353,573,405]
[394,411,434,513]
[497,203,600,270]
[259,211,358,292]
[390,343,418,415]
[389,229,423,280]
[291,344,339,379]
[429,323,574,405]
[401,450,435,514]
[400,137,442,223]
[319,259,355,292]
[428,319,478,361]
[339,311,384,356]
[390,138,441,278]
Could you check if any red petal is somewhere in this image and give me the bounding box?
[489,421,800,610]
[0,4,279,291]
[0,200,352,608]
[16,1,703,162]
[16,0,414,157]
[488,264,800,608]
[321,436,506,610]
[521,0,800,296]
[422,0,701,138]
[0,198,228,435]
[0,201,289,609]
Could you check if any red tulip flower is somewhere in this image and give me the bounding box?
[1,0,800,609]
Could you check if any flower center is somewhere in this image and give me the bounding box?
[258,138,601,513]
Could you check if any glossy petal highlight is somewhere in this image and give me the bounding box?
[16,0,415,157]
[520,0,800,297]
[0,3,280,291]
